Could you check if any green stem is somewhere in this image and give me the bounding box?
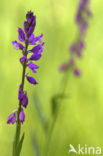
[12,41,28,156]
[45,70,69,156]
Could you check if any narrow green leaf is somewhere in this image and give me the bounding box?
[12,122,21,156]
[31,132,42,156]
[34,94,48,132]
[17,133,25,156]
[51,93,68,116]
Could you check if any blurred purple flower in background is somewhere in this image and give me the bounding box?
[60,0,92,76]
[7,11,44,125]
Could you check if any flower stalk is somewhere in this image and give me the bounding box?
[7,11,44,156]
[13,41,29,156]
[46,0,92,155]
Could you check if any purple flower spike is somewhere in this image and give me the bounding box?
[26,76,38,85]
[27,62,39,73]
[12,41,24,50]
[21,94,28,108]
[74,68,81,76]
[18,88,24,101]
[20,56,28,63]
[8,11,44,126]
[18,28,25,42]
[19,111,25,124]
[60,0,92,75]
[7,113,16,124]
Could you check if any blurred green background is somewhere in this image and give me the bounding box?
[0,0,103,155]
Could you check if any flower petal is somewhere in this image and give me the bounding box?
[60,63,68,72]
[70,43,76,53]
[80,22,87,35]
[27,62,39,73]
[30,42,44,54]
[29,34,43,45]
[18,88,24,101]
[29,53,42,61]
[26,76,38,85]
[28,62,39,69]
[29,34,35,43]
[74,68,81,76]
[28,26,34,37]
[20,56,28,63]
[12,41,24,50]
[18,28,25,42]
[7,113,16,124]
[79,0,88,10]
[78,40,85,50]
[21,94,28,108]
[19,111,25,124]
[24,21,29,33]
